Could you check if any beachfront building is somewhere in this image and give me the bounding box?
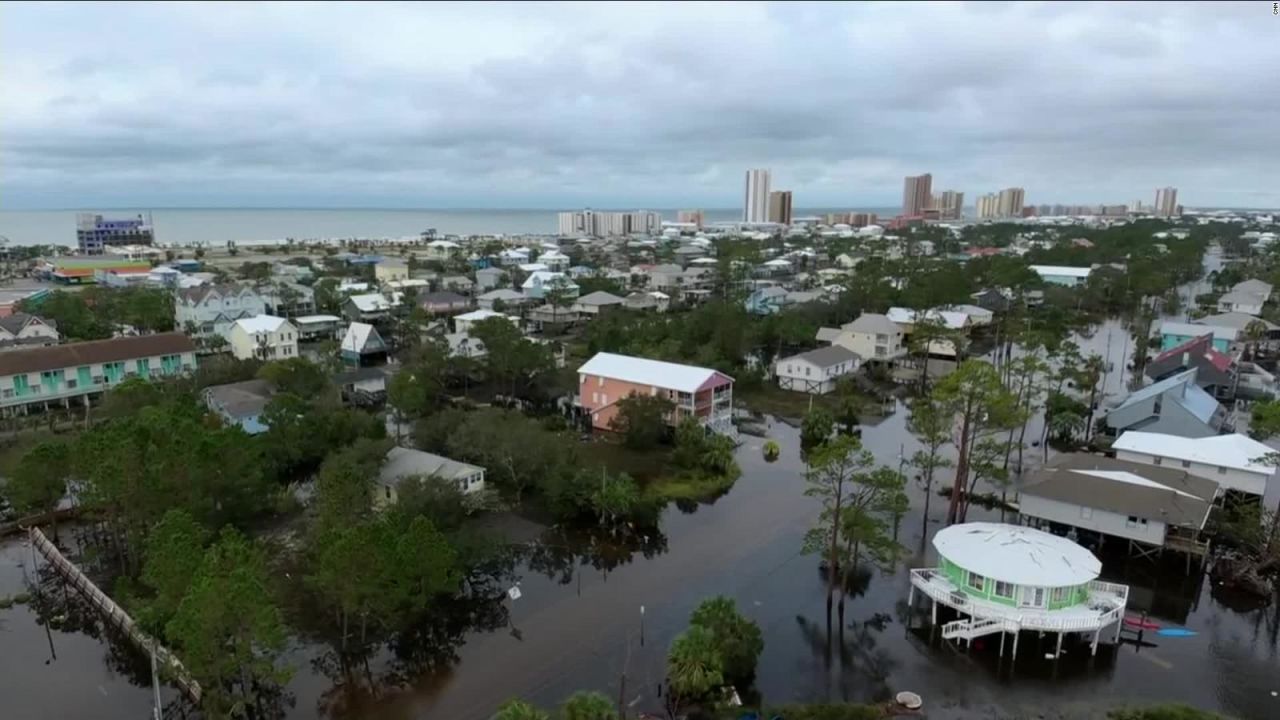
[908,523,1129,660]
[1018,455,1219,560]
[0,333,197,416]
[577,352,734,435]
[1029,265,1093,287]
[76,213,154,254]
[1112,431,1277,499]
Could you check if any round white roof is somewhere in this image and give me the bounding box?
[933,522,1100,587]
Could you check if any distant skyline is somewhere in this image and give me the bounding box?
[3,2,1278,210]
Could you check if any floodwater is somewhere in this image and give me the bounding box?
[6,246,1278,720]
[4,415,1280,720]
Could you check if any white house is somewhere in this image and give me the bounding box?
[774,346,860,394]
[1217,279,1272,316]
[226,315,299,361]
[498,248,531,266]
[375,446,485,508]
[0,313,60,351]
[539,251,571,271]
[816,313,906,362]
[1029,265,1093,287]
[1112,431,1277,498]
[522,271,579,300]
[886,307,970,357]
[453,309,517,336]
[1019,454,1218,555]
[425,239,462,261]
[175,284,268,338]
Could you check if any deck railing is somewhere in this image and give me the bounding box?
[911,568,1127,633]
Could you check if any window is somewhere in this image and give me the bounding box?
[1217,466,1227,475]
[1153,397,1163,415]
[1080,507,1093,519]
[1152,456,1162,465]
[994,580,1014,598]
[805,366,811,376]
[1126,516,1138,527]
[66,379,77,389]
[1,389,11,399]
[1050,587,1068,604]
[1181,460,1191,468]
[592,392,599,404]
[967,571,986,592]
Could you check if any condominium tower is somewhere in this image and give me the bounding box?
[743,169,772,223]
[902,173,932,217]
[768,191,793,225]
[1154,187,1179,217]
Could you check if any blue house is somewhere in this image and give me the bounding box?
[744,286,787,315]
[1158,321,1234,352]
[1100,369,1228,439]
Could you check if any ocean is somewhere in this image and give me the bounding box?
[0,207,901,248]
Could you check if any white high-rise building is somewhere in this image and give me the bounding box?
[1155,187,1179,217]
[557,209,661,238]
[743,169,771,223]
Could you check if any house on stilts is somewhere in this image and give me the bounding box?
[909,522,1129,661]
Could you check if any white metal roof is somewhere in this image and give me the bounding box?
[578,352,730,394]
[454,309,507,322]
[932,522,1101,587]
[1113,431,1277,475]
[233,315,290,334]
[1029,265,1093,278]
[1074,469,1203,499]
[886,307,968,330]
[348,293,395,312]
[341,322,378,353]
[294,314,341,324]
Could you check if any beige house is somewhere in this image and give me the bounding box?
[816,313,906,362]
[227,315,299,361]
[374,260,411,284]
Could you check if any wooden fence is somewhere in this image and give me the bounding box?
[27,527,202,704]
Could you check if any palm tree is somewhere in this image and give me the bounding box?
[666,626,724,709]
[492,700,549,720]
[560,691,617,720]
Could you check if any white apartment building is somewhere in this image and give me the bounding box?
[175,284,268,338]
[1112,431,1276,498]
[744,169,771,223]
[227,315,299,361]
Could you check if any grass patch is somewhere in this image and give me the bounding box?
[645,469,739,503]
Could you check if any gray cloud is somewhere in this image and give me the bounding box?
[1,1,1277,209]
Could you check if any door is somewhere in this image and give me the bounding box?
[1019,586,1045,608]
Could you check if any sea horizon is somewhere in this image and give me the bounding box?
[0,206,900,247]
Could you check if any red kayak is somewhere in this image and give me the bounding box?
[1124,616,1160,630]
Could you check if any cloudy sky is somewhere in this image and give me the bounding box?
[3,1,1277,210]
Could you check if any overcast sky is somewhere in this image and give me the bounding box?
[3,1,1277,210]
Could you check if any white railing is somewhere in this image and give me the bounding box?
[911,568,1128,634]
[942,617,1011,640]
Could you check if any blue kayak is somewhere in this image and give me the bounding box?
[1157,627,1197,637]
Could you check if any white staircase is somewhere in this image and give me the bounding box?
[942,617,1009,641]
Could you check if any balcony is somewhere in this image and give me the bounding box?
[909,568,1127,634]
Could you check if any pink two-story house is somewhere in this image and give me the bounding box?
[578,352,734,433]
